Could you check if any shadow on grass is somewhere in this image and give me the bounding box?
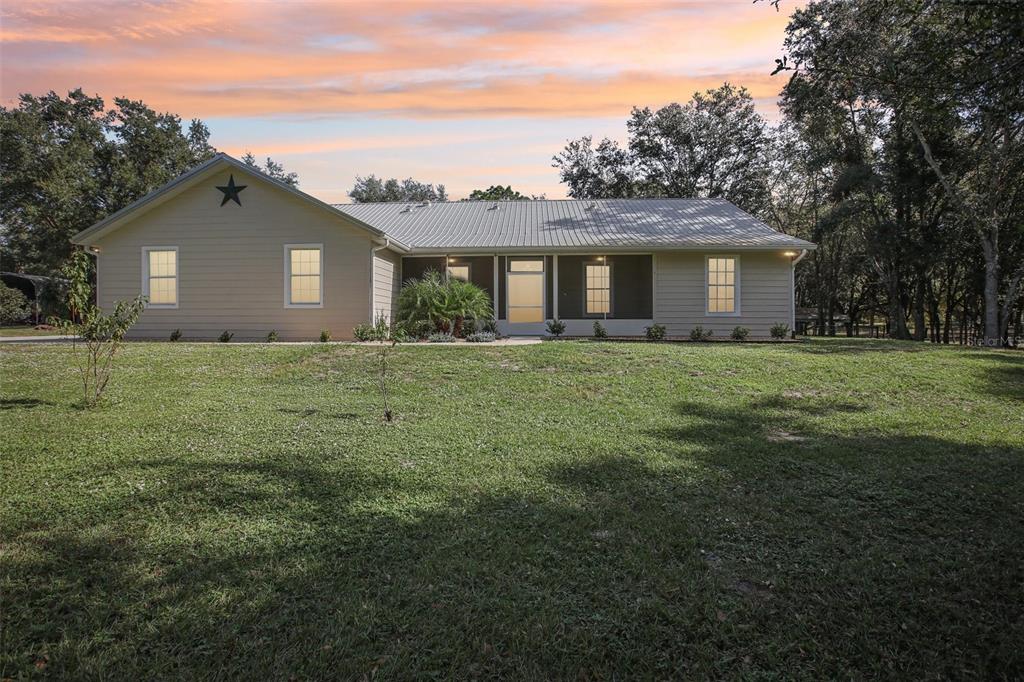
[0,397,55,410]
[4,400,1024,678]
[979,354,1024,403]
[277,406,361,420]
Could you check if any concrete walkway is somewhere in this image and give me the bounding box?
[0,335,79,343]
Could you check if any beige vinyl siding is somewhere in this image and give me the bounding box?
[93,168,377,340]
[654,251,793,337]
[372,248,401,324]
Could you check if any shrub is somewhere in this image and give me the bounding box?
[319,329,331,343]
[169,328,182,342]
[353,324,373,341]
[482,318,498,334]
[408,319,434,339]
[546,318,567,337]
[592,320,608,339]
[428,332,455,343]
[689,326,712,342]
[266,330,278,342]
[49,250,146,406]
[466,332,496,343]
[462,317,478,336]
[397,270,493,337]
[730,326,749,341]
[0,282,30,324]
[645,323,667,341]
[218,331,234,343]
[770,323,790,340]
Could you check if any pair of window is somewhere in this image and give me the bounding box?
[141,245,324,308]
[581,256,740,316]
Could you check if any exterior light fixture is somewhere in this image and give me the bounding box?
[783,251,797,257]
[597,256,605,261]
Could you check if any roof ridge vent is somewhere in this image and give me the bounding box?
[488,203,500,211]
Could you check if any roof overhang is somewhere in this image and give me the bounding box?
[402,243,816,256]
[70,153,410,252]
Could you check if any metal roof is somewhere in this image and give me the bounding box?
[333,198,814,252]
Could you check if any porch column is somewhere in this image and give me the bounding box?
[553,255,559,319]
[493,255,499,319]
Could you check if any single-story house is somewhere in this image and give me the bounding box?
[71,153,815,340]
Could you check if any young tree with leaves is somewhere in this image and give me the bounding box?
[50,250,146,406]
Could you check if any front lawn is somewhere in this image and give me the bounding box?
[2,339,1022,678]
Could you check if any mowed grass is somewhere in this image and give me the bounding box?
[2,339,1022,679]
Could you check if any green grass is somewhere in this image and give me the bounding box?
[2,339,1022,678]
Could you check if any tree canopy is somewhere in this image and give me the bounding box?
[775,0,1024,344]
[552,83,772,217]
[466,185,533,201]
[1,90,216,273]
[242,152,299,187]
[348,175,448,203]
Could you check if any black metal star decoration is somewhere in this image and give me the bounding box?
[216,175,247,206]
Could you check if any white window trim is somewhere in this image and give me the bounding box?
[141,246,179,309]
[704,254,741,317]
[284,243,324,309]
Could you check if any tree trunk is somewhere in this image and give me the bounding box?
[885,269,912,339]
[980,230,1001,346]
[1000,263,1024,345]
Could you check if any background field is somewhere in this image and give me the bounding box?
[2,339,1022,678]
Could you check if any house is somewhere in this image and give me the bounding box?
[71,153,815,340]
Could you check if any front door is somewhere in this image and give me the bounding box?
[506,257,545,332]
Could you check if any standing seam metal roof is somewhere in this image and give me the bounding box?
[332,198,814,251]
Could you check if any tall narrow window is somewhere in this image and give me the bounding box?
[707,256,738,314]
[143,247,178,307]
[286,244,323,307]
[585,262,611,315]
[447,264,470,282]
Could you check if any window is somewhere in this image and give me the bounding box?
[706,256,738,314]
[585,262,611,315]
[507,258,544,323]
[447,264,470,282]
[142,247,178,307]
[509,259,544,272]
[285,244,323,307]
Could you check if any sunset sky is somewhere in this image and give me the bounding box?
[1,0,797,201]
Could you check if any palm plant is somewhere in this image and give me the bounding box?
[396,270,493,336]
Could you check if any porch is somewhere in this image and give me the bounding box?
[401,254,654,336]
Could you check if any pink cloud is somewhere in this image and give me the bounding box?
[1,0,796,118]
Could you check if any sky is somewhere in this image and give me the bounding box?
[1,0,797,202]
